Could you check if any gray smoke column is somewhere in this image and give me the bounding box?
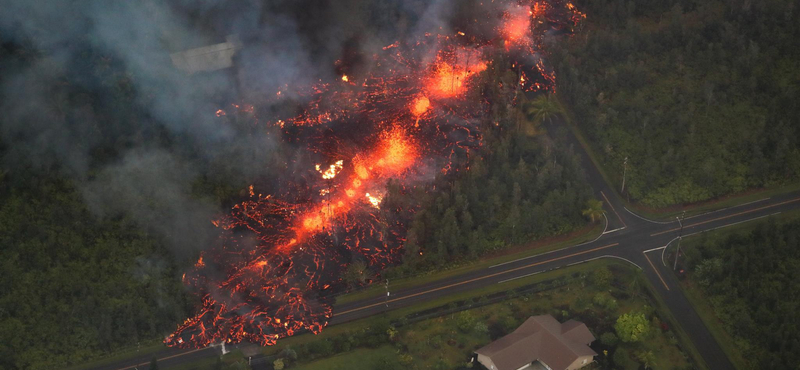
[0,0,319,255]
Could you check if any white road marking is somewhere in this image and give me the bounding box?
[682,212,780,238]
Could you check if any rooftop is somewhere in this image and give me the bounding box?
[475,315,597,370]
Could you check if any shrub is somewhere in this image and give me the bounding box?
[600,332,619,347]
[473,322,489,334]
[592,267,613,288]
[306,339,334,358]
[603,297,619,311]
[593,292,608,307]
[613,347,638,370]
[399,353,414,366]
[456,311,477,333]
[279,347,297,361]
[429,335,444,349]
[615,312,651,343]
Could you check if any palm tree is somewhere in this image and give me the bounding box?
[581,199,604,223]
[526,93,565,126]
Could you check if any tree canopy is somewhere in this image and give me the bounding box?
[554,0,800,207]
[614,312,650,343]
[685,217,800,369]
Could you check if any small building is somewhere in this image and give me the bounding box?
[475,315,597,370]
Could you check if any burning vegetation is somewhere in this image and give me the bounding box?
[166,0,584,348]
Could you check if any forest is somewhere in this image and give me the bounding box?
[553,0,800,207]
[683,218,800,369]
[390,97,593,275]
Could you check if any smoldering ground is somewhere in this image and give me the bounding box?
[0,0,468,258]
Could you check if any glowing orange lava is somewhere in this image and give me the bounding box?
[167,0,586,350]
[373,127,418,175]
[503,4,533,49]
[411,95,431,117]
[424,48,487,98]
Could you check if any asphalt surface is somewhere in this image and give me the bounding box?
[91,120,800,370]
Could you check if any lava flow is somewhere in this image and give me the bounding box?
[166,0,585,349]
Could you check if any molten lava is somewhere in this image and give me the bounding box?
[503,4,533,48]
[424,48,488,98]
[167,0,585,349]
[411,95,431,117]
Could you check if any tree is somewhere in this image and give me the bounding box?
[635,350,657,369]
[581,199,604,223]
[613,347,638,370]
[591,266,613,288]
[600,332,619,347]
[526,93,564,125]
[273,358,285,370]
[456,311,477,333]
[344,260,372,288]
[615,312,651,343]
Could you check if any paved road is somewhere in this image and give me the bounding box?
[91,119,800,370]
[332,192,800,370]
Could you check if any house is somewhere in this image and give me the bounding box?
[475,315,597,370]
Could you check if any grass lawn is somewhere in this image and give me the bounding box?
[164,350,250,370]
[334,221,603,305]
[65,341,166,370]
[291,346,398,370]
[264,260,701,370]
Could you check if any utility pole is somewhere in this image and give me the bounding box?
[673,211,686,271]
[621,156,628,194]
[384,279,390,309]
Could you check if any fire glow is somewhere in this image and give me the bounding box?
[166,0,584,349]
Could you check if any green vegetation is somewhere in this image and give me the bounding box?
[555,0,800,207]
[258,261,699,370]
[290,346,399,370]
[334,221,602,306]
[680,217,800,369]
[0,176,190,370]
[164,350,251,370]
[392,94,593,277]
[615,312,651,343]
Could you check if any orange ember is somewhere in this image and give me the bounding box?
[373,127,418,175]
[411,96,431,117]
[503,5,532,47]
[354,164,369,180]
[425,58,487,98]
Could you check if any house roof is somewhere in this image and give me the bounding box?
[475,315,597,370]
